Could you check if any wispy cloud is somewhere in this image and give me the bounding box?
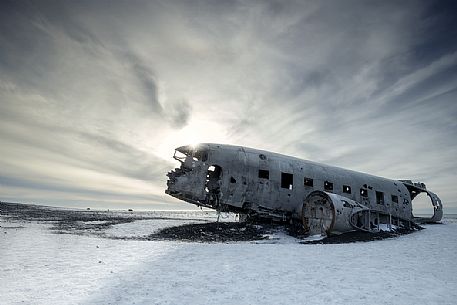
[0,0,456,211]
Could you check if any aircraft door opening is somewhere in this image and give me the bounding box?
[206,165,222,208]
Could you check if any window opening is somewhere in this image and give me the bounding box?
[230,177,236,183]
[360,188,368,197]
[376,191,384,204]
[324,181,333,191]
[194,150,208,162]
[304,177,313,187]
[343,185,351,194]
[173,150,187,161]
[391,194,398,203]
[281,172,294,190]
[258,169,269,180]
[205,165,222,206]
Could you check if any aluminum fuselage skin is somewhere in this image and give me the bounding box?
[166,143,443,233]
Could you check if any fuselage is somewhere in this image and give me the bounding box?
[166,143,443,234]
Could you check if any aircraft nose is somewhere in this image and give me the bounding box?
[176,145,193,154]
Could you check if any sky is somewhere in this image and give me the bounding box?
[1,0,456,213]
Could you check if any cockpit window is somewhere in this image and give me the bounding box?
[173,150,188,162]
[174,147,208,162]
[194,149,208,162]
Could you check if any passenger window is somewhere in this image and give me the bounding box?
[376,191,384,204]
[343,185,351,194]
[391,194,398,203]
[304,177,313,187]
[360,188,368,197]
[281,172,293,190]
[324,181,333,191]
[258,169,269,180]
[230,177,236,183]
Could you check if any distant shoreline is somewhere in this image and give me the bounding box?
[2,200,456,218]
[0,200,211,213]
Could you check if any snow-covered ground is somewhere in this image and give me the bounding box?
[1,215,457,305]
[102,211,237,239]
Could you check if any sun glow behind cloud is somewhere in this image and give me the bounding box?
[154,116,231,162]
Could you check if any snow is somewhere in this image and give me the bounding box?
[103,218,208,238]
[377,223,398,231]
[101,211,236,239]
[1,215,457,305]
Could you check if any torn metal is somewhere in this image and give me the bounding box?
[166,143,443,236]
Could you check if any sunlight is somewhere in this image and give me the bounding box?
[153,116,229,162]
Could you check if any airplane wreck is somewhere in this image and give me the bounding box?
[165,143,443,236]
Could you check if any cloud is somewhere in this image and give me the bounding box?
[0,0,456,210]
[122,52,163,114]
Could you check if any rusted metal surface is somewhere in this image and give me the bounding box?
[165,143,443,236]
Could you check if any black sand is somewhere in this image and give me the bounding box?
[1,202,417,243]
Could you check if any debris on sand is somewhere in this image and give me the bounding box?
[149,222,268,242]
[301,228,418,244]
